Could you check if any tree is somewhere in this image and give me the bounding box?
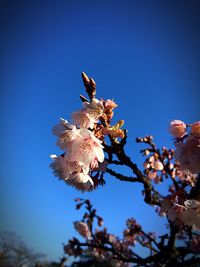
[0,231,48,267]
[50,73,200,267]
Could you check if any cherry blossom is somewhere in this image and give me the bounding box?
[162,196,200,230]
[50,117,104,191]
[50,155,94,191]
[174,135,200,174]
[74,221,91,239]
[72,98,104,129]
[169,120,186,138]
[192,121,200,137]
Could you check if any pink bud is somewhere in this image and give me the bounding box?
[74,221,91,239]
[152,160,164,171]
[191,121,200,137]
[169,120,186,138]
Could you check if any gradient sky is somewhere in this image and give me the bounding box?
[1,0,200,262]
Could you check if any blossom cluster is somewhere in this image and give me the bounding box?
[65,200,143,267]
[50,117,104,191]
[50,74,120,191]
[65,199,160,267]
[161,193,200,230]
[169,120,200,174]
[143,146,171,184]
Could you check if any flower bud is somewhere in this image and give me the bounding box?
[144,149,150,156]
[169,120,186,138]
[191,121,200,137]
[74,221,91,239]
[152,160,164,171]
[82,72,90,84]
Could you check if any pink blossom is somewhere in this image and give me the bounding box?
[174,135,200,174]
[67,128,104,165]
[74,221,91,239]
[103,99,118,110]
[191,121,200,137]
[72,110,95,129]
[53,120,104,164]
[169,120,186,138]
[52,118,76,137]
[72,98,103,129]
[162,196,200,230]
[52,118,71,136]
[51,119,104,191]
[52,118,81,150]
[50,155,94,191]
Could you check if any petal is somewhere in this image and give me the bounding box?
[69,172,94,192]
[60,118,74,130]
[52,123,66,137]
[94,146,104,163]
[72,110,91,128]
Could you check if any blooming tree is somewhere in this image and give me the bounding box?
[50,73,200,267]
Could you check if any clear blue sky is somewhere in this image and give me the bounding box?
[1,0,200,262]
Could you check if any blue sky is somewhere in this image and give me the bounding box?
[1,0,200,262]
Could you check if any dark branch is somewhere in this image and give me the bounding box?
[106,167,140,182]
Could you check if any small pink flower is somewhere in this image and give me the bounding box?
[74,221,91,239]
[169,120,186,138]
[67,128,104,164]
[163,197,200,229]
[53,119,81,150]
[103,99,118,110]
[52,118,75,136]
[175,135,200,174]
[72,99,103,129]
[72,110,95,129]
[50,155,94,191]
[191,121,200,137]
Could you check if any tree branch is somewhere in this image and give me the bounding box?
[106,167,140,182]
